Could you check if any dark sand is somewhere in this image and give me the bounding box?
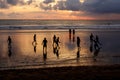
[0,65,120,80]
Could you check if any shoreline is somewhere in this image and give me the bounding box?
[0,65,120,80]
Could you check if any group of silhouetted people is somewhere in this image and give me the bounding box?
[69,29,75,42]
[89,33,102,61]
[53,35,60,58]
[6,30,102,63]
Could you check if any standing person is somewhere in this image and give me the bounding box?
[69,29,72,41]
[7,36,12,57]
[96,35,101,45]
[73,29,75,42]
[7,36,12,46]
[42,38,48,53]
[90,33,94,43]
[56,37,60,48]
[53,35,56,47]
[33,34,36,42]
[89,33,94,52]
[77,37,80,48]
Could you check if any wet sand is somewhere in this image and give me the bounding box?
[0,30,120,69]
[0,65,120,80]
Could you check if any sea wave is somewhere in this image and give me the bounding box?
[0,25,120,30]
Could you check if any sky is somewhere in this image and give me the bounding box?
[0,0,120,20]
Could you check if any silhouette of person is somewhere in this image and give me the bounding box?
[73,29,75,42]
[32,34,37,53]
[33,34,36,42]
[56,37,60,48]
[42,38,47,53]
[77,37,80,48]
[94,35,102,50]
[7,36,12,46]
[7,36,12,57]
[69,29,72,41]
[53,35,56,47]
[73,29,75,35]
[96,35,102,45]
[90,33,94,44]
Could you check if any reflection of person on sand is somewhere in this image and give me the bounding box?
[8,46,12,57]
[76,47,80,63]
[42,38,47,53]
[93,47,101,61]
[43,52,47,64]
[77,48,80,59]
[53,45,60,59]
[33,45,37,53]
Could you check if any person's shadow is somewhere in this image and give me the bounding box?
[93,48,101,61]
[8,44,12,57]
[32,41,37,53]
[53,42,60,59]
[43,52,47,64]
[76,47,81,62]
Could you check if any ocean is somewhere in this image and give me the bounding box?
[0,19,120,30]
[0,19,120,70]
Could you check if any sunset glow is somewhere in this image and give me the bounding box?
[0,0,120,20]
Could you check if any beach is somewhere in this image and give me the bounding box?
[0,65,120,80]
[0,30,120,70]
[0,20,120,79]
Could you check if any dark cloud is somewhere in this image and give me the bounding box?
[0,0,25,9]
[27,0,33,5]
[1,0,120,14]
[0,0,8,8]
[53,1,66,10]
[7,0,18,5]
[41,0,120,14]
[82,0,120,13]
[40,3,52,10]
[43,0,55,4]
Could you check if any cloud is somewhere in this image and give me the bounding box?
[82,0,120,13]
[1,0,120,14]
[7,0,19,5]
[0,0,8,8]
[0,0,25,9]
[40,0,120,14]
[43,0,55,4]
